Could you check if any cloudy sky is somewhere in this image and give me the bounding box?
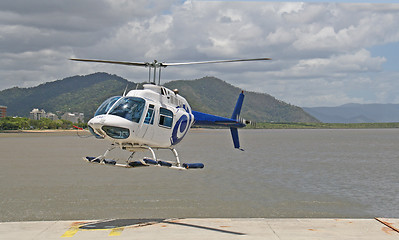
[1,0,399,107]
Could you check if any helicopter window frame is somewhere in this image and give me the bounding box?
[144,104,155,125]
[158,107,173,128]
[108,97,145,123]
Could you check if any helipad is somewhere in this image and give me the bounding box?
[1,218,398,239]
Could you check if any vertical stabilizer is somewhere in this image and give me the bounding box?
[230,127,241,149]
[230,91,245,150]
[191,91,247,149]
[231,91,245,120]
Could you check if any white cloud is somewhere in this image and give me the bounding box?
[0,1,399,107]
[277,2,304,15]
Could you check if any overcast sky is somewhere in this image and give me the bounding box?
[1,0,399,107]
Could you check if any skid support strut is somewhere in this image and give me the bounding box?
[84,144,203,170]
[103,145,116,159]
[171,148,181,168]
[142,145,157,160]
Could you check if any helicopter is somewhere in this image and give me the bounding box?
[70,57,271,170]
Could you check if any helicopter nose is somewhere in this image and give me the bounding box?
[88,115,132,140]
[87,116,106,138]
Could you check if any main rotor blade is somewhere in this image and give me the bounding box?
[163,58,272,66]
[70,58,148,67]
[70,57,272,68]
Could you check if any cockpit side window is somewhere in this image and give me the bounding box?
[108,97,145,123]
[159,107,173,128]
[95,96,121,116]
[144,104,155,125]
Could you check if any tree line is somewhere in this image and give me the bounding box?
[0,117,87,130]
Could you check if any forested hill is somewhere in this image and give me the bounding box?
[0,72,135,118]
[165,77,317,122]
[303,103,399,123]
[0,73,318,123]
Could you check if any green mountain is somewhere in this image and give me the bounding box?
[165,77,317,122]
[0,72,135,119]
[303,103,399,123]
[0,73,317,123]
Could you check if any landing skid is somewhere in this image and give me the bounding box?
[84,145,204,170]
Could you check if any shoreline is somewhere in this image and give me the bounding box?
[1,125,399,134]
[0,129,83,137]
[2,129,78,133]
[246,122,399,129]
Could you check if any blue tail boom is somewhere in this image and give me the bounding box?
[192,91,246,149]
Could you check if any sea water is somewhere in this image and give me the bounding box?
[0,129,398,221]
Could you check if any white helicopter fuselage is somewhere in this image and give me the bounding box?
[88,84,194,149]
[71,57,268,169]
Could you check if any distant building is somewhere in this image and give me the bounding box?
[29,108,59,121]
[46,112,59,121]
[30,108,46,120]
[0,105,6,118]
[61,112,84,123]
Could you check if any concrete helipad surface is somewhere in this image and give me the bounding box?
[0,218,398,239]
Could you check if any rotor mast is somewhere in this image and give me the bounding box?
[147,60,166,85]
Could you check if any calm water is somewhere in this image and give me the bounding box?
[0,129,398,222]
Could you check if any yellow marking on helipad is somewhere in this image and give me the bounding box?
[61,220,127,237]
[61,227,79,237]
[108,227,124,236]
[61,222,86,237]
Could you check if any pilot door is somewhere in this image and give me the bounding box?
[137,104,155,140]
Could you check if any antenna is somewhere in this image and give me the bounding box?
[123,84,129,96]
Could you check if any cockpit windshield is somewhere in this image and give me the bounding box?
[108,97,145,123]
[95,96,121,116]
